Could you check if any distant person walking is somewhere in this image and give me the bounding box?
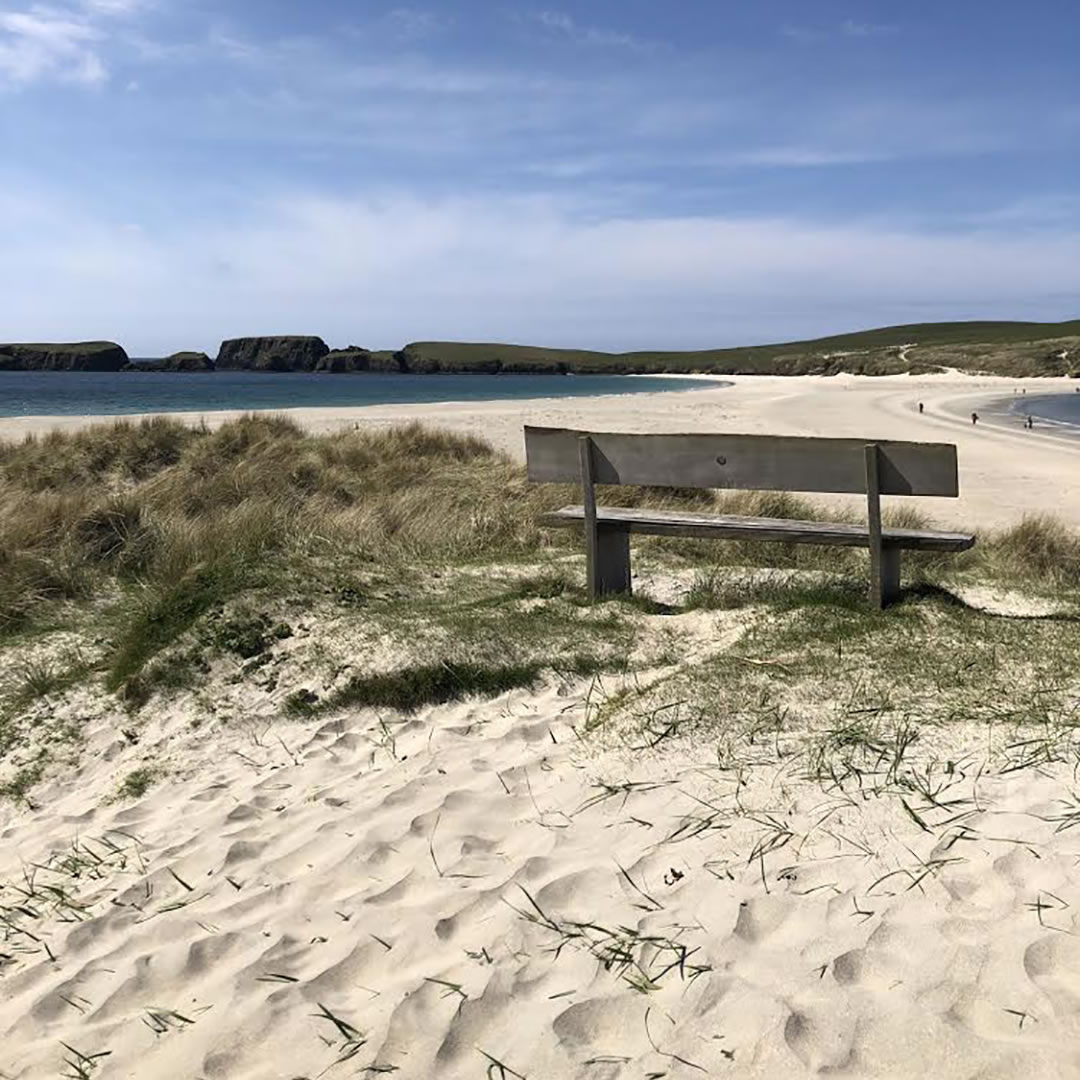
[1024,415,1034,429]
[918,402,924,414]
[971,412,979,425]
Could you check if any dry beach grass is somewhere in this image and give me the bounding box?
[3,417,1080,1077]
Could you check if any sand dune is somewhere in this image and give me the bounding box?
[3,372,1079,530]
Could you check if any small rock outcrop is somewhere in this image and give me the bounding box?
[125,351,215,372]
[215,337,330,372]
[313,348,404,373]
[0,342,129,371]
[315,348,373,373]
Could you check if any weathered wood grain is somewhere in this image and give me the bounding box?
[524,426,960,497]
[539,505,976,552]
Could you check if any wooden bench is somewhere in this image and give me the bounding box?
[524,426,976,608]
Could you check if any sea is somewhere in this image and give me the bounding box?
[0,370,720,419]
[1013,390,1080,432]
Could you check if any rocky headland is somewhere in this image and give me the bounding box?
[2,320,1079,377]
[0,342,129,372]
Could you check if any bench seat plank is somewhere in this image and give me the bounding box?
[540,506,975,552]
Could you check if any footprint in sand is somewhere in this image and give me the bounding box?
[733,895,796,943]
[553,995,651,1055]
[783,998,859,1072]
[1023,935,1080,1018]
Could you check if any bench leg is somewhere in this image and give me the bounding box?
[589,526,632,598]
[872,546,902,608]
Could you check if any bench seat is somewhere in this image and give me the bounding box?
[541,505,976,552]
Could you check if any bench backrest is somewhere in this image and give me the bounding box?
[524,426,959,497]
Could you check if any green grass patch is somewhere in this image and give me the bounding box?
[320,660,543,713]
[642,589,1080,761]
[106,561,246,692]
[289,654,609,717]
[0,757,46,803]
[207,611,292,660]
[116,766,161,800]
[120,645,210,709]
[2,648,94,716]
[684,569,871,613]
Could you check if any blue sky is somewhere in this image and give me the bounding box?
[1,0,1078,354]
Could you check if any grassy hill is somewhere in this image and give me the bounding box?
[396,319,1080,378]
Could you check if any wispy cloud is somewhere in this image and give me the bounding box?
[842,19,898,37]
[2,186,1076,353]
[81,0,145,14]
[960,194,1080,228]
[384,8,447,40]
[780,23,822,42]
[206,27,262,63]
[783,20,898,42]
[0,7,104,86]
[724,146,892,167]
[0,0,144,88]
[530,9,652,50]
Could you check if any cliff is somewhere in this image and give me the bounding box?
[0,342,129,372]
[312,348,403,373]
[125,352,215,372]
[216,337,329,372]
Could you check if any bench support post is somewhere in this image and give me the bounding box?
[881,545,901,607]
[596,526,632,596]
[579,436,600,600]
[579,436,632,598]
[865,443,899,608]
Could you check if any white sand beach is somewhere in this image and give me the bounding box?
[4,376,1080,1079]
[5,592,1080,1079]
[3,372,1078,529]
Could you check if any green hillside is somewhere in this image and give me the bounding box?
[396,319,1080,378]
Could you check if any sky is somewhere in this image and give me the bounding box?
[1,0,1078,355]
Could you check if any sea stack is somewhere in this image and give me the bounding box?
[215,336,330,372]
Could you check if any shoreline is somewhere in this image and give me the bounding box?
[0,371,724,428]
[1,371,1074,435]
[3,372,1080,530]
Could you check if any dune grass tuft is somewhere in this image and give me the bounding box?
[0,759,46,803]
[984,514,1080,587]
[289,654,608,717]
[116,767,161,800]
[313,660,544,714]
[106,561,248,691]
[1,414,560,652]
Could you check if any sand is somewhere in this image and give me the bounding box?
[3,371,1079,529]
[5,605,1080,1078]
[4,375,1080,1077]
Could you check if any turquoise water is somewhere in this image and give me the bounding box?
[0,371,719,418]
